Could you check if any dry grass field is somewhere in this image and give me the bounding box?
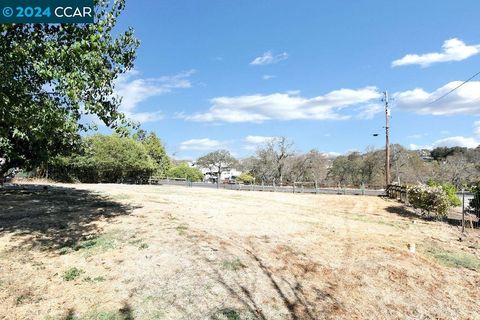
[1,183,479,320]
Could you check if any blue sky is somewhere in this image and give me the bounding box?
[110,0,480,159]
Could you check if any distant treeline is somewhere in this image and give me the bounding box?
[326,145,480,188]
[238,138,480,189]
[42,132,480,189]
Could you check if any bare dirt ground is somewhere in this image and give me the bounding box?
[1,183,479,320]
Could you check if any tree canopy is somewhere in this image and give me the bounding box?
[49,133,169,183]
[0,0,139,177]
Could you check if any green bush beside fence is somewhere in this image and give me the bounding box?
[407,185,451,218]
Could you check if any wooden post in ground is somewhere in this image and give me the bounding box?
[462,189,465,233]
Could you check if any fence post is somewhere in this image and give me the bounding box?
[462,189,465,233]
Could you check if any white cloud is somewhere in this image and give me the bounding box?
[474,121,480,136]
[115,69,195,123]
[128,111,163,123]
[409,136,479,150]
[245,135,275,144]
[409,143,433,150]
[243,135,275,151]
[407,133,427,139]
[263,75,275,80]
[179,138,227,151]
[250,51,288,65]
[286,90,301,95]
[322,152,341,158]
[392,38,480,67]
[394,81,480,116]
[183,87,381,123]
[432,136,479,148]
[356,103,383,119]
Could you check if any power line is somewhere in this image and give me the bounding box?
[424,70,480,106]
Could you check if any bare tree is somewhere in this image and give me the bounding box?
[284,154,310,184]
[303,150,329,187]
[438,154,477,188]
[264,137,294,185]
[252,148,276,184]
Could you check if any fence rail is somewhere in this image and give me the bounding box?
[386,185,408,203]
[145,178,385,196]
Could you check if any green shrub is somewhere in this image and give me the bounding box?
[49,133,168,183]
[407,185,451,218]
[236,172,254,184]
[427,180,461,207]
[167,163,204,182]
[62,267,85,281]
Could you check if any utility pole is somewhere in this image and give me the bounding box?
[383,91,391,187]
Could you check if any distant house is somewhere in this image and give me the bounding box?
[416,149,434,162]
[189,161,242,183]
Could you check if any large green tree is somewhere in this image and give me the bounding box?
[49,134,157,183]
[141,132,170,175]
[0,0,139,177]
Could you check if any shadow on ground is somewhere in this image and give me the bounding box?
[385,205,419,219]
[0,184,139,252]
[58,302,134,320]
[385,205,478,228]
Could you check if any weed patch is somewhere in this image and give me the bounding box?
[75,236,115,252]
[15,292,32,305]
[63,267,85,281]
[128,239,149,250]
[58,235,116,256]
[211,308,247,320]
[176,224,188,236]
[221,258,245,272]
[83,276,106,283]
[426,246,480,271]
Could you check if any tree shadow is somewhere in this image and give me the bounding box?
[57,301,134,319]
[0,184,139,252]
[385,205,420,219]
[244,249,321,320]
[200,245,341,320]
[385,204,474,228]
